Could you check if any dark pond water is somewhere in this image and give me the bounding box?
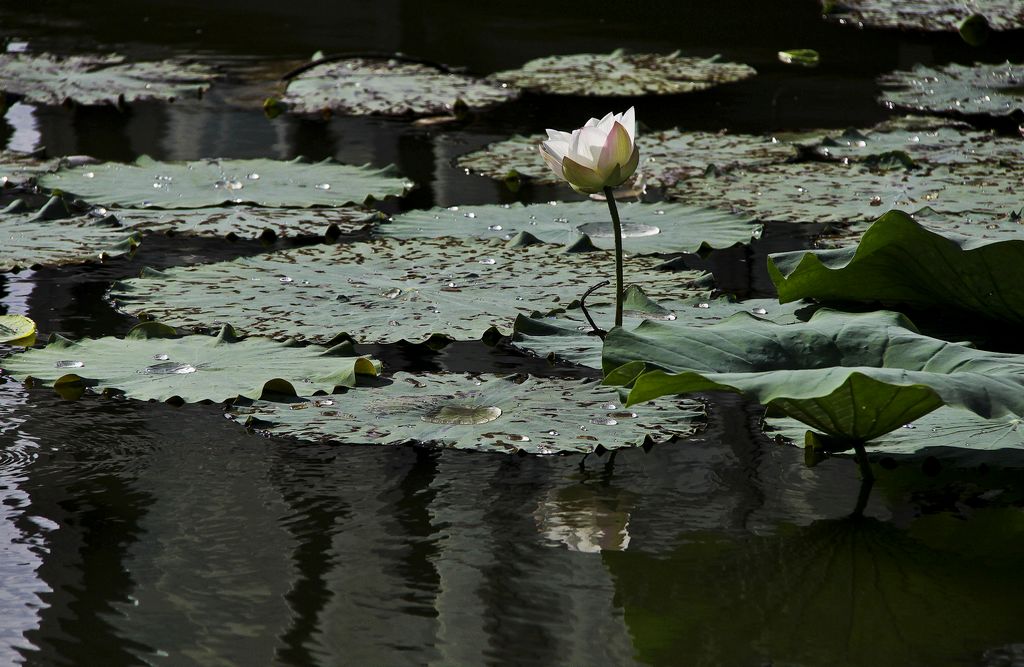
[2,2,1024,665]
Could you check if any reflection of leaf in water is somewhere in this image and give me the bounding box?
[535,481,639,553]
[604,509,1024,667]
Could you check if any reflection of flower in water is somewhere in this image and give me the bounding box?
[534,481,637,553]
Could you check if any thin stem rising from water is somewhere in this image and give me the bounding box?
[603,186,624,328]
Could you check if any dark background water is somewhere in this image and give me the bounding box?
[2,1,1024,665]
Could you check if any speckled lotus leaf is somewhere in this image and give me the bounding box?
[879,61,1024,117]
[809,116,1024,166]
[0,324,381,403]
[822,0,1024,32]
[0,53,216,106]
[488,51,756,96]
[38,156,412,209]
[108,236,707,344]
[280,57,519,116]
[381,201,760,255]
[0,197,140,272]
[604,309,1024,443]
[667,161,1023,224]
[513,293,807,369]
[455,129,794,187]
[768,407,1024,458]
[233,372,704,454]
[0,151,60,186]
[770,210,1024,325]
[117,206,383,239]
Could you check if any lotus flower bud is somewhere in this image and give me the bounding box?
[539,107,639,194]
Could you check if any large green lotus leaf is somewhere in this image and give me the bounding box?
[109,236,707,344]
[0,53,216,106]
[0,324,381,403]
[604,509,1024,667]
[879,61,1024,117]
[822,0,1024,31]
[116,206,382,239]
[513,292,806,369]
[455,129,795,188]
[667,161,1023,224]
[0,151,60,186]
[0,197,140,272]
[488,51,755,96]
[768,407,1024,458]
[810,116,1024,166]
[769,210,1024,325]
[603,309,1024,443]
[38,156,412,209]
[381,201,759,254]
[233,372,704,454]
[280,57,519,116]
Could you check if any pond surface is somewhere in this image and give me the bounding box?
[2,2,1024,665]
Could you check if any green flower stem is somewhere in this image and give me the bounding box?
[603,186,624,328]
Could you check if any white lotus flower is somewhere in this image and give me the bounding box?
[539,107,639,194]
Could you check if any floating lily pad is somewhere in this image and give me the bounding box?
[38,156,412,209]
[109,236,706,344]
[768,407,1024,457]
[0,197,140,272]
[879,61,1024,117]
[810,116,1024,166]
[0,315,36,344]
[770,210,1024,325]
[822,0,1024,32]
[0,151,59,186]
[488,51,755,96]
[455,128,795,188]
[513,292,806,369]
[0,323,381,403]
[603,309,1024,444]
[382,201,759,254]
[667,160,1023,224]
[233,372,704,454]
[0,53,216,106]
[280,57,518,116]
[117,206,382,239]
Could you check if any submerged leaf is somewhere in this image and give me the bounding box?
[603,308,1024,443]
[233,372,704,454]
[0,324,380,402]
[382,201,759,255]
[769,210,1024,325]
[456,128,795,188]
[0,53,216,106]
[280,57,518,116]
[108,237,707,344]
[879,61,1024,117]
[488,52,755,96]
[38,156,412,209]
